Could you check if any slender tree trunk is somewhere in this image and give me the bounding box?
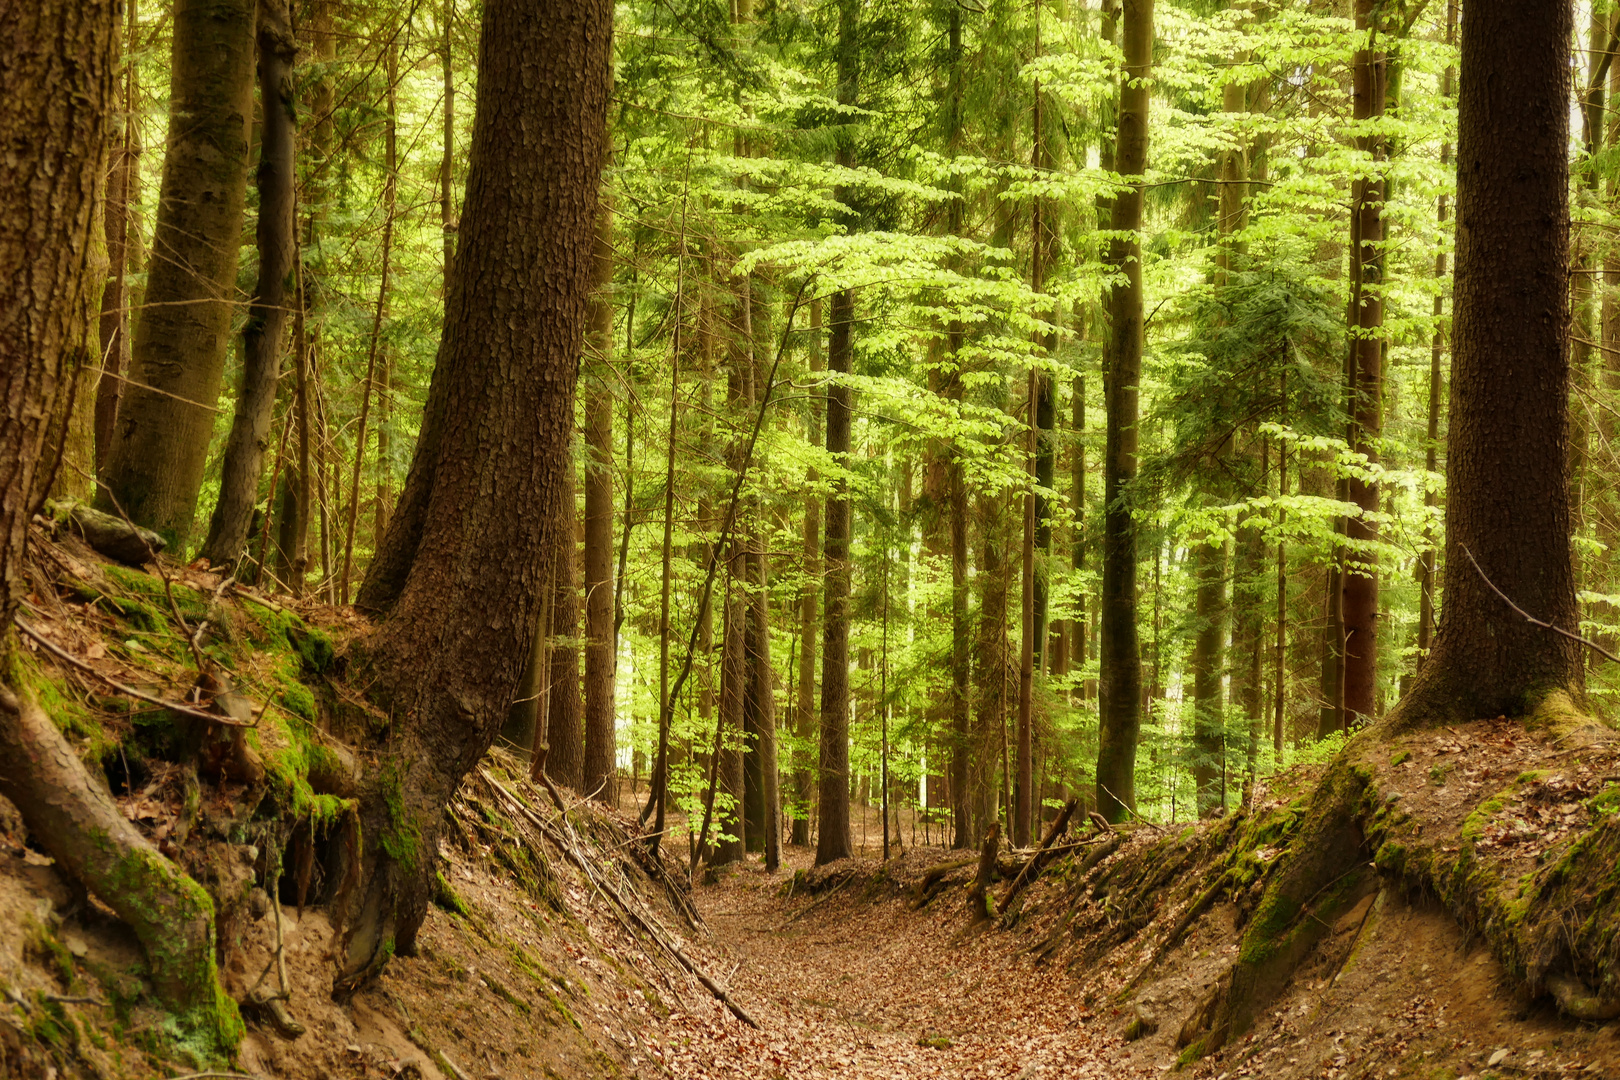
[200,0,297,566]
[375,39,399,550]
[1016,369,1036,847]
[1095,0,1150,823]
[98,0,255,547]
[1341,0,1386,727]
[1418,2,1456,664]
[440,0,456,289]
[816,0,859,867]
[95,0,142,474]
[338,0,610,988]
[547,469,584,788]
[1191,537,1227,817]
[582,207,617,800]
[716,571,747,865]
[793,299,822,846]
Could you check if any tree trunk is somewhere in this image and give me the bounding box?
[1095,0,1150,824]
[95,0,142,474]
[441,0,456,288]
[1016,370,1036,847]
[97,0,255,548]
[1418,0,1456,665]
[793,299,821,846]
[582,206,617,800]
[815,0,859,867]
[1341,0,1386,727]
[1185,0,1579,1053]
[199,0,297,567]
[1395,0,1579,722]
[338,0,610,989]
[716,572,747,865]
[0,0,242,1047]
[547,467,584,788]
[1191,537,1226,817]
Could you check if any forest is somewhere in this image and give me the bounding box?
[3,0,1620,1076]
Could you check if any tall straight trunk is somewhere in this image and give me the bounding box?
[716,572,747,865]
[0,0,244,1044]
[547,469,584,788]
[1016,370,1036,848]
[649,238,685,853]
[816,0,859,867]
[1418,0,1456,663]
[582,207,617,800]
[1274,424,1288,754]
[1095,0,1151,823]
[817,279,855,865]
[339,0,610,986]
[793,299,822,846]
[749,292,780,870]
[1191,538,1226,817]
[98,0,255,547]
[200,0,297,566]
[974,496,1012,839]
[95,0,142,473]
[1341,0,1386,727]
[1600,23,1620,664]
[1394,0,1579,724]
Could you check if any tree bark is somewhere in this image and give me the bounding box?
[1340,0,1386,729]
[547,467,584,788]
[95,0,143,474]
[793,299,822,846]
[97,0,255,548]
[0,0,242,1046]
[582,206,617,800]
[199,0,297,567]
[1095,0,1150,824]
[1016,370,1036,847]
[1393,0,1579,723]
[1191,537,1226,817]
[338,0,610,989]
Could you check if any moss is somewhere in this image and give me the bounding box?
[25,920,78,989]
[1176,1037,1207,1068]
[433,872,471,916]
[1429,761,1454,785]
[1588,784,1620,816]
[545,989,582,1030]
[481,973,531,1015]
[1515,770,1549,784]
[378,760,422,871]
[1390,749,1411,767]
[1374,841,1407,874]
[1461,789,1516,842]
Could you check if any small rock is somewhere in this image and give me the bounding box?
[1488,1048,1511,1067]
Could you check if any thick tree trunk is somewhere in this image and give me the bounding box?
[0,0,241,1046]
[582,208,617,801]
[1184,0,1579,1055]
[98,0,255,548]
[1395,0,1579,722]
[1095,0,1150,823]
[338,0,610,989]
[200,0,297,567]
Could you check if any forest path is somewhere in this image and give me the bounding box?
[674,842,1155,1080]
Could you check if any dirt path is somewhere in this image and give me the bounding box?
[656,846,1155,1080]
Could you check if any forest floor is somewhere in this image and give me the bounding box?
[4,528,1620,1079]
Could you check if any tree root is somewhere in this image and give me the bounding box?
[0,661,240,1053]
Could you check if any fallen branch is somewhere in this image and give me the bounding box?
[1000,798,1079,915]
[480,770,759,1028]
[14,617,256,728]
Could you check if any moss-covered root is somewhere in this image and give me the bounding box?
[0,668,242,1053]
[1178,755,1375,1057]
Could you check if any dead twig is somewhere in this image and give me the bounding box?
[14,617,257,728]
[1462,544,1620,664]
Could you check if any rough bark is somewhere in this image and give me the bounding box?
[95,0,143,474]
[1095,0,1150,824]
[0,0,241,1046]
[337,0,610,989]
[1190,537,1226,818]
[1016,370,1036,848]
[199,0,298,567]
[547,467,584,789]
[97,0,255,548]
